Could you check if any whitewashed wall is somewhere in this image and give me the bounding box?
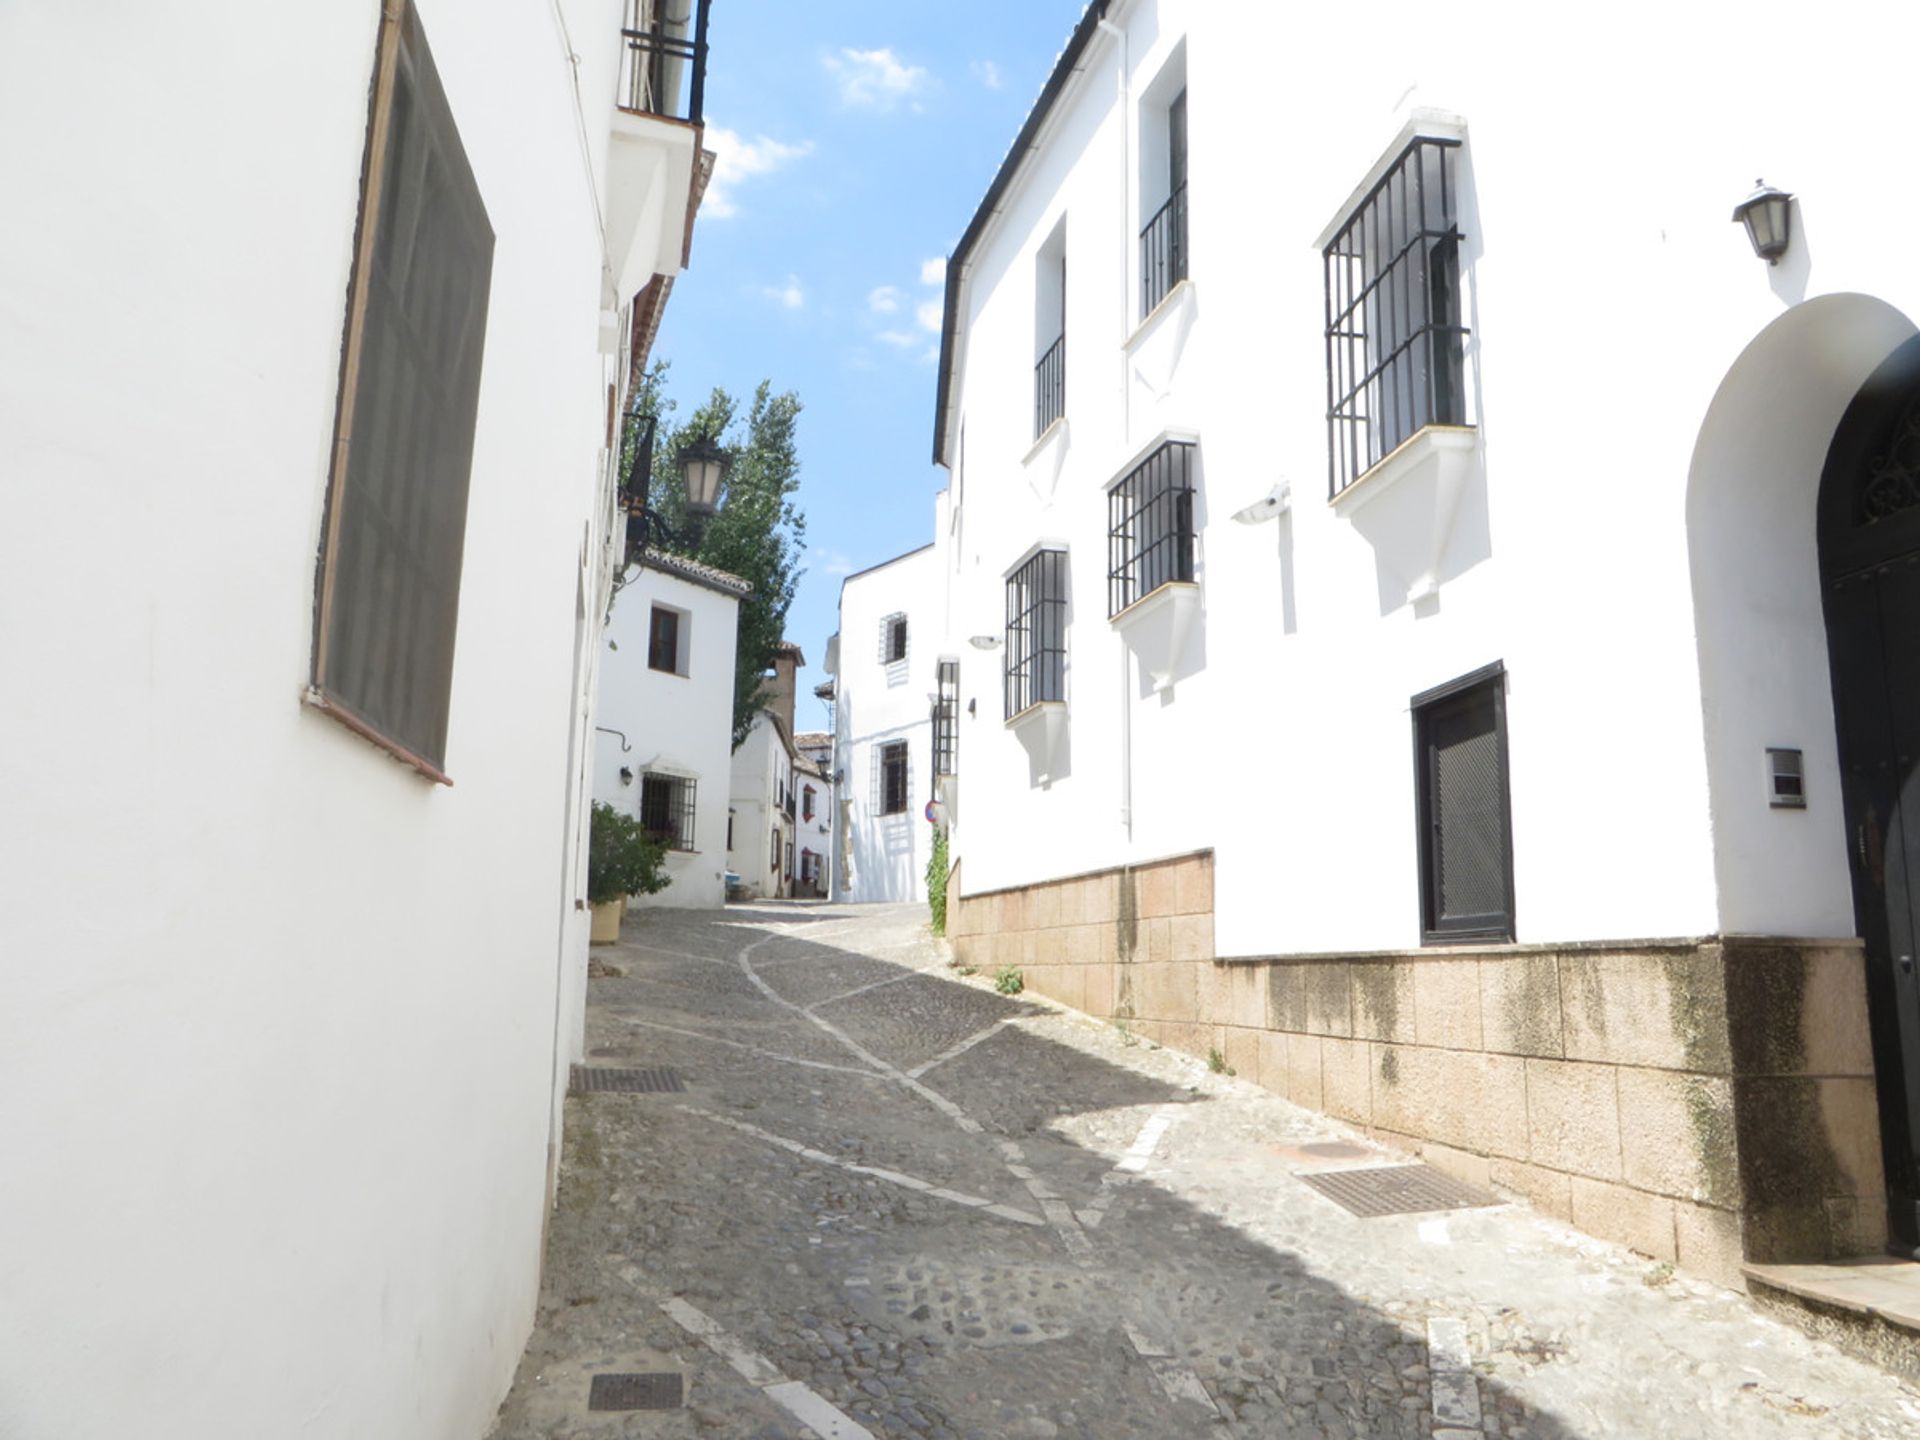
[834,547,941,904]
[593,567,741,909]
[729,715,794,897]
[0,1,673,1436]
[936,0,1920,956]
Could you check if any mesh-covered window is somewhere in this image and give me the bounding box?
[931,659,959,779]
[1413,665,1513,943]
[649,606,681,673]
[880,612,908,664]
[313,0,494,777]
[1108,440,1196,616]
[876,741,910,816]
[1005,549,1067,719]
[1325,137,1467,498]
[640,773,697,851]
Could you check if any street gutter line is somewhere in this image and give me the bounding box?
[661,1296,876,1440]
[608,1014,892,1079]
[905,1016,1023,1079]
[679,1105,1045,1226]
[805,958,951,1012]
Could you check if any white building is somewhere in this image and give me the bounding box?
[0,3,711,1435]
[729,642,806,898]
[594,552,748,909]
[792,730,836,898]
[827,544,945,904]
[930,0,1920,1285]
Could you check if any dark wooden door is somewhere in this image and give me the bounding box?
[1820,335,1920,1256]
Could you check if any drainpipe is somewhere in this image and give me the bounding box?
[1098,14,1133,841]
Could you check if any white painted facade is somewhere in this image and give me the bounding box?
[0,3,704,1436]
[593,555,745,909]
[929,0,1920,960]
[729,710,797,898]
[829,545,942,904]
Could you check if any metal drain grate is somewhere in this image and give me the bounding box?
[587,1372,683,1411]
[569,1065,685,1095]
[1298,1164,1498,1218]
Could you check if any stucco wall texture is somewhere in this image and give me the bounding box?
[948,854,1884,1289]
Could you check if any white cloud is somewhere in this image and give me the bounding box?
[876,330,918,349]
[814,548,857,577]
[703,125,812,219]
[970,60,1004,90]
[763,275,806,309]
[824,47,931,110]
[915,298,943,334]
[868,285,901,315]
[919,256,946,287]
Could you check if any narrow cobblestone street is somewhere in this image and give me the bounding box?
[491,905,1920,1439]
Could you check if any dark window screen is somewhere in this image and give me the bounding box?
[314,0,494,774]
[1414,667,1514,943]
[649,607,680,672]
[879,741,909,815]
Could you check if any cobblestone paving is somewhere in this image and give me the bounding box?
[490,904,1920,1439]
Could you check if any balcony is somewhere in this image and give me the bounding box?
[1034,333,1065,439]
[619,1,710,125]
[604,2,710,302]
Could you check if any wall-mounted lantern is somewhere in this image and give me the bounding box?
[619,765,634,786]
[678,434,731,517]
[1732,180,1793,265]
[620,420,733,565]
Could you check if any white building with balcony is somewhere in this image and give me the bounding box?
[0,2,714,1435]
[594,552,748,909]
[827,544,946,904]
[929,0,1920,1292]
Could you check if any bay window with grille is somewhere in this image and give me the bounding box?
[1005,548,1068,719]
[1412,663,1513,943]
[1107,440,1195,616]
[640,772,697,851]
[877,741,910,816]
[1324,136,1468,498]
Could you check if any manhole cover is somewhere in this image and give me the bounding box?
[569,1065,685,1095]
[1297,1164,1498,1217]
[588,1372,683,1411]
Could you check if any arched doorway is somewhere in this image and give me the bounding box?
[1819,333,1920,1258]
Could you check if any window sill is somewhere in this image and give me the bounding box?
[1124,278,1195,354]
[304,686,452,786]
[1023,415,1068,466]
[1110,579,1201,693]
[1005,699,1067,787]
[648,664,687,678]
[1328,424,1480,606]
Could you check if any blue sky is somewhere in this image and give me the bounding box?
[649,0,1090,731]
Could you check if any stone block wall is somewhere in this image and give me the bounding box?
[947,854,1887,1289]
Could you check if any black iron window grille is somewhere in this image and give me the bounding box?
[1141,89,1188,315]
[1324,136,1468,499]
[1005,549,1068,719]
[1108,440,1196,617]
[619,0,711,126]
[640,772,697,851]
[931,659,959,782]
[1034,333,1066,438]
[877,741,910,815]
[880,612,908,664]
[1412,663,1514,944]
[802,785,815,821]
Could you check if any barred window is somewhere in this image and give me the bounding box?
[640,772,697,851]
[880,612,908,664]
[1108,440,1195,616]
[1005,548,1067,719]
[1324,136,1467,498]
[1034,223,1067,437]
[877,741,910,816]
[803,784,816,821]
[312,0,495,778]
[931,659,959,779]
[1413,664,1513,944]
[1140,86,1188,316]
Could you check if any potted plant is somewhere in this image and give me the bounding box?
[588,801,670,943]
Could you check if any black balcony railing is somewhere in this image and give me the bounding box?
[1140,183,1188,316]
[619,0,711,126]
[1034,333,1065,438]
[1108,439,1196,617]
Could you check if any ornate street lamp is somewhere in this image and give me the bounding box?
[619,416,732,564]
[1732,179,1793,266]
[678,433,731,518]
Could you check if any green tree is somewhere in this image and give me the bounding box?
[623,362,806,748]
